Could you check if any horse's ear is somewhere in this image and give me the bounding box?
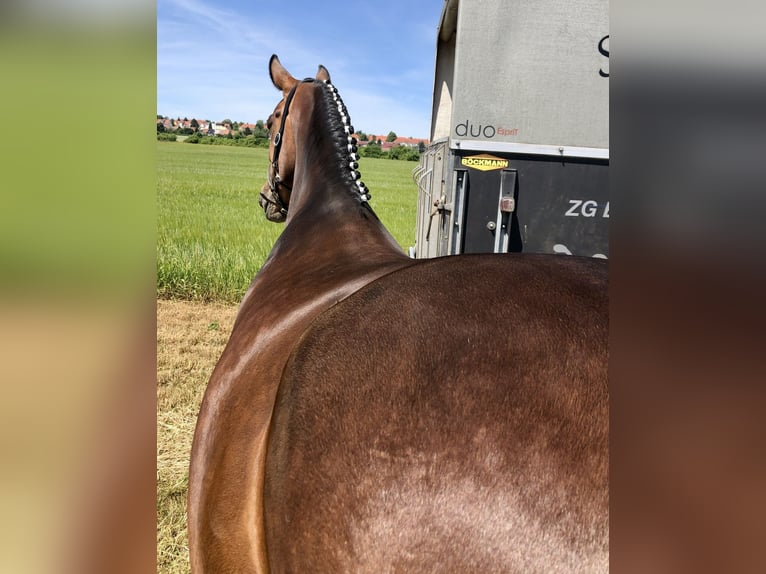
[316,65,331,83]
[269,54,298,95]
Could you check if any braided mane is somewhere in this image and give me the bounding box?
[317,80,371,204]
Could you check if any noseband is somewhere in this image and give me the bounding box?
[261,78,316,217]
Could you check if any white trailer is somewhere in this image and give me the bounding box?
[413,0,609,258]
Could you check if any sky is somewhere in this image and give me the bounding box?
[157,0,446,139]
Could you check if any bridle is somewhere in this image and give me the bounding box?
[261,78,316,217]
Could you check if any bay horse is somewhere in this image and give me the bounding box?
[188,55,608,573]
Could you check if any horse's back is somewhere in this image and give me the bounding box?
[264,254,608,573]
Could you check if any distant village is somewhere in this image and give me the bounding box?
[157,116,258,138]
[157,115,429,151]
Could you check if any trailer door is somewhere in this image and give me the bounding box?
[457,151,609,258]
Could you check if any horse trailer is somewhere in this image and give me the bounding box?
[412,0,609,259]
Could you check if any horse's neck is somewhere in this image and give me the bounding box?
[282,99,405,266]
[241,191,405,331]
[239,87,410,323]
[236,210,409,346]
[270,187,406,281]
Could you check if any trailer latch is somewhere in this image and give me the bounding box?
[425,194,453,241]
[500,196,515,213]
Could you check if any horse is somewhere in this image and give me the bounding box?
[188,55,608,574]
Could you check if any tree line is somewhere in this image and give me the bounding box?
[158,116,424,161]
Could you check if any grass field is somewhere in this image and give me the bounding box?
[157,141,421,573]
[158,141,419,302]
[157,299,238,574]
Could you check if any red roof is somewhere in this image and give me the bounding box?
[394,136,428,146]
[354,134,428,147]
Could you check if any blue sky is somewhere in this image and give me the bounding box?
[157,0,445,139]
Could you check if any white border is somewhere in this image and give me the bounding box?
[451,139,609,160]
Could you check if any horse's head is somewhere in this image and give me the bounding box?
[259,55,331,222]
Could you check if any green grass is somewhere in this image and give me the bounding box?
[158,141,418,302]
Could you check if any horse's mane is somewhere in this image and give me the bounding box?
[315,80,371,205]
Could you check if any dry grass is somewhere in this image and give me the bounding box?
[157,299,239,574]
